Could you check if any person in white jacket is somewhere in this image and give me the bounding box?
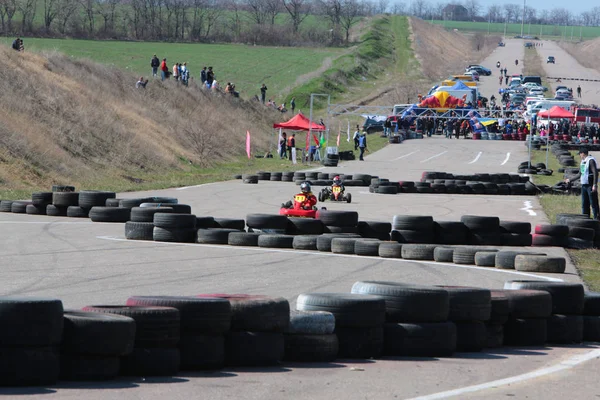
[567,147,599,219]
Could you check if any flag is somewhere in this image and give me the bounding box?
[246,131,251,159]
[319,134,326,148]
[312,133,320,146]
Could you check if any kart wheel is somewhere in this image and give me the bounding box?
[318,192,323,202]
[346,193,352,204]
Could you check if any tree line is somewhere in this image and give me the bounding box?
[0,0,598,46]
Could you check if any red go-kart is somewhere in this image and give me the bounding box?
[319,186,351,203]
[279,193,324,218]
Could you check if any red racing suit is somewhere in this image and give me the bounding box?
[331,184,345,199]
[293,192,317,210]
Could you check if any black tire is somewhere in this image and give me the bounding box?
[351,281,449,323]
[78,191,117,209]
[378,242,403,258]
[331,237,359,254]
[495,250,545,269]
[434,221,468,244]
[357,221,392,239]
[67,206,90,218]
[392,215,434,231]
[354,239,381,256]
[455,321,487,352]
[501,233,533,246]
[0,297,63,346]
[52,185,75,192]
[130,206,173,222]
[62,311,136,356]
[287,310,336,335]
[31,192,53,206]
[89,207,130,223]
[213,218,245,230]
[383,322,456,357]
[453,247,496,265]
[584,292,600,315]
[503,281,584,315]
[283,333,339,362]
[257,234,294,248]
[547,314,583,344]
[296,293,386,328]
[500,289,553,318]
[246,214,289,231]
[437,286,491,322]
[118,197,157,208]
[179,334,225,370]
[11,201,31,213]
[46,204,67,216]
[316,233,360,252]
[467,231,502,245]
[82,305,180,348]
[489,291,510,324]
[514,255,566,273]
[401,244,437,260]
[534,224,569,236]
[323,225,359,234]
[336,326,384,359]
[154,227,197,243]
[434,247,455,262]
[225,331,284,366]
[500,221,532,234]
[376,186,398,194]
[0,347,59,386]
[52,192,79,207]
[0,200,14,212]
[316,210,359,227]
[504,318,547,346]
[485,323,504,348]
[474,251,498,267]
[125,221,154,240]
[292,235,319,250]
[126,296,231,334]
[286,217,324,235]
[60,354,120,381]
[228,232,261,246]
[460,215,500,231]
[196,216,215,229]
[198,294,289,332]
[568,226,595,241]
[26,204,47,215]
[120,347,180,376]
[197,228,237,244]
[391,229,434,244]
[154,213,196,229]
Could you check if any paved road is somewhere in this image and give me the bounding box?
[537,40,600,106]
[474,38,524,101]
[2,136,599,399]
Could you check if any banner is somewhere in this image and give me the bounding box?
[246,131,251,159]
[291,147,297,164]
[277,128,282,155]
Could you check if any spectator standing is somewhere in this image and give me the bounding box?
[352,125,360,150]
[200,67,207,85]
[206,67,214,88]
[160,58,168,81]
[288,133,296,162]
[181,62,189,86]
[290,97,296,114]
[150,54,160,77]
[260,84,268,104]
[358,132,367,161]
[566,148,599,219]
[577,85,582,98]
[279,132,287,159]
[173,63,179,81]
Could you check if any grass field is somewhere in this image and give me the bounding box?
[0,37,344,103]
[430,20,600,40]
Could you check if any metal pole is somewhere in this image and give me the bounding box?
[308,94,314,164]
[520,0,525,37]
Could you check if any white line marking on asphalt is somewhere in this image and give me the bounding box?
[521,200,537,216]
[0,221,95,224]
[392,151,418,161]
[176,181,222,191]
[501,152,511,165]
[420,151,448,163]
[468,152,482,164]
[406,348,600,400]
[96,236,562,282]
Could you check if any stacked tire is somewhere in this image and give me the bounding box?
[434,221,468,245]
[461,215,502,245]
[197,295,287,366]
[504,281,584,344]
[561,216,600,249]
[296,293,385,359]
[499,221,532,246]
[391,215,434,243]
[583,292,600,342]
[500,289,552,346]
[316,209,359,234]
[27,192,53,215]
[352,282,456,357]
[51,191,80,217]
[126,296,232,370]
[61,311,136,380]
[126,206,174,240]
[0,297,63,386]
[82,305,181,376]
[154,213,197,243]
[246,213,289,234]
[284,311,339,362]
[357,221,391,240]
[532,224,569,247]
[486,291,510,347]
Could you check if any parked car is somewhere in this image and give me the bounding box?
[362,117,385,134]
[466,65,492,76]
[547,56,555,64]
[464,70,480,81]
[498,42,505,47]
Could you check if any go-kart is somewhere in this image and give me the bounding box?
[318,186,351,203]
[279,193,324,218]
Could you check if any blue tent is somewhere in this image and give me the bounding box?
[450,81,471,90]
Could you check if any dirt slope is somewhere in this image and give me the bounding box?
[0,47,279,192]
[558,37,600,71]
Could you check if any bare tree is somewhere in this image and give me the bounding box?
[42,0,59,33]
[78,0,95,34]
[339,0,359,43]
[246,0,268,25]
[17,0,37,33]
[503,4,519,23]
[55,0,78,34]
[463,0,480,20]
[486,4,501,22]
[264,0,280,25]
[374,0,388,14]
[0,0,18,33]
[409,0,428,18]
[390,1,406,15]
[180,123,221,166]
[95,0,120,34]
[223,0,243,40]
[282,0,310,34]
[203,0,222,38]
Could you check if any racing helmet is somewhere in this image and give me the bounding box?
[300,182,311,193]
[333,176,341,185]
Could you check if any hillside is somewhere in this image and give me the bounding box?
[558,37,600,72]
[0,46,280,195]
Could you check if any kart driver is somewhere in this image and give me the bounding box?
[282,182,318,210]
[331,175,345,194]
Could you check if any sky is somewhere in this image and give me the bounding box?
[463,0,591,15]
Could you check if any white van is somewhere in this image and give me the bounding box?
[527,100,575,114]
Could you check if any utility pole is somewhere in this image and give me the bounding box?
[520,0,525,37]
[504,16,507,37]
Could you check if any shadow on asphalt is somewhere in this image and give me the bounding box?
[0,387,57,395]
[380,356,439,362]
[486,346,550,356]
[283,362,347,369]
[452,352,507,360]
[226,366,292,373]
[177,371,237,378]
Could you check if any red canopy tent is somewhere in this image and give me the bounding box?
[537,106,574,119]
[273,112,326,131]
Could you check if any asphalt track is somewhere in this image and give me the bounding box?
[2,40,600,400]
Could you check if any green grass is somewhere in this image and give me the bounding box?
[0,37,344,102]
[429,20,600,40]
[530,147,566,187]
